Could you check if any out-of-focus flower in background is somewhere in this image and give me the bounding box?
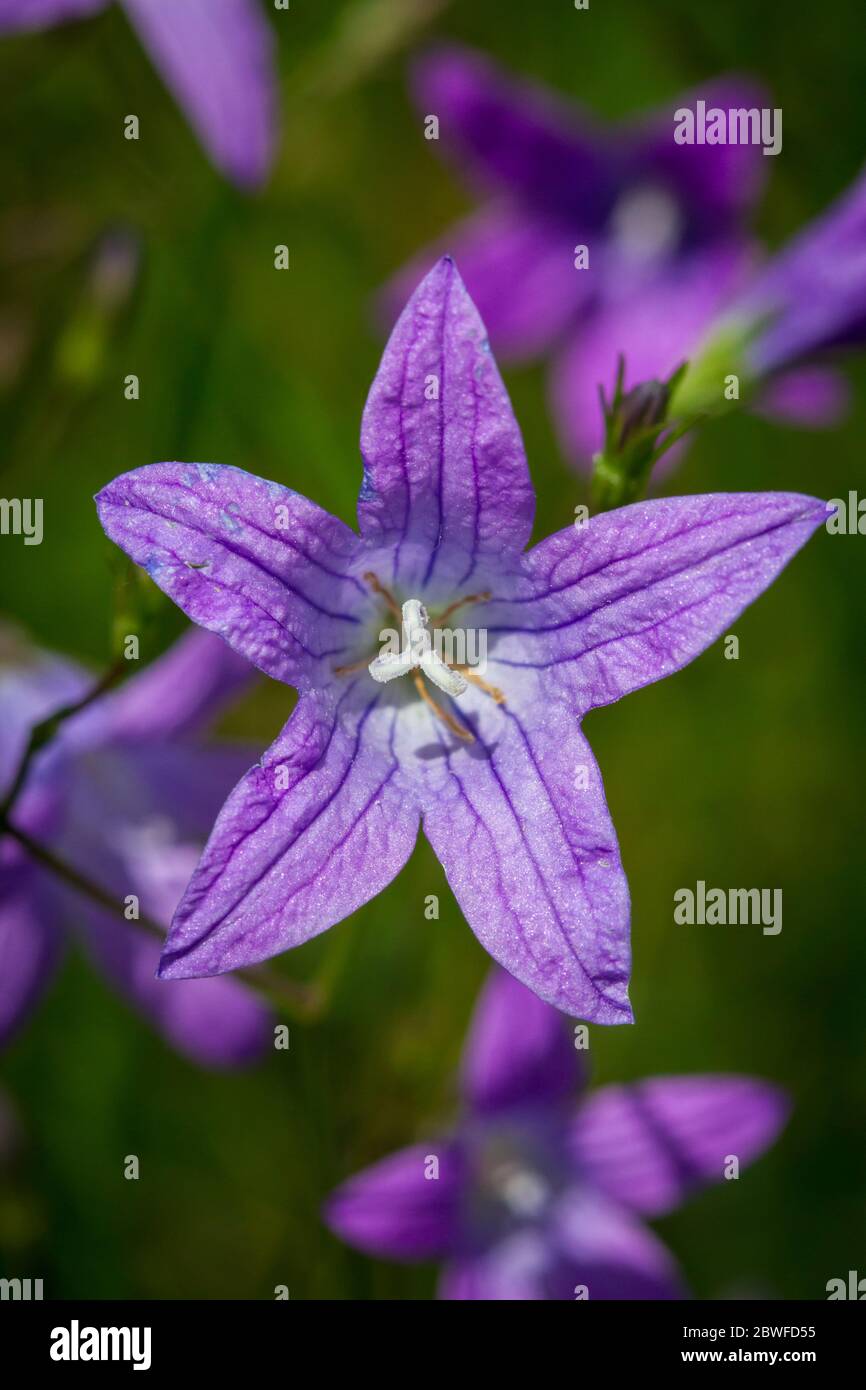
[675,165,866,426]
[0,0,279,188]
[325,968,789,1299]
[391,46,853,470]
[0,626,273,1068]
[96,259,827,1022]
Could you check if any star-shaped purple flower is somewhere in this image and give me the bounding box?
[392,46,845,466]
[0,626,272,1067]
[0,0,278,188]
[95,258,827,1022]
[325,968,789,1300]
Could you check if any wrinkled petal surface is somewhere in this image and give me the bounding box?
[157,689,420,979]
[95,463,365,692]
[359,257,535,590]
[421,683,631,1024]
[569,1075,790,1216]
[460,967,582,1114]
[497,492,828,713]
[324,1141,465,1261]
[121,0,277,188]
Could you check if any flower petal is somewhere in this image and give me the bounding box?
[55,740,272,1067]
[554,1188,684,1299]
[80,903,272,1068]
[381,206,591,363]
[499,492,828,713]
[550,242,753,467]
[324,1141,465,1261]
[412,45,618,225]
[439,1192,682,1300]
[359,257,535,590]
[95,462,365,691]
[0,862,62,1048]
[460,968,582,1114]
[745,165,866,371]
[0,0,105,32]
[157,689,420,979]
[438,1242,546,1300]
[755,365,851,429]
[421,689,631,1024]
[0,634,88,794]
[61,741,257,865]
[66,628,255,751]
[569,1075,789,1217]
[120,0,277,188]
[625,76,771,239]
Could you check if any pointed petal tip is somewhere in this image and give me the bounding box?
[416,253,459,291]
[592,994,635,1027]
[156,951,191,982]
[516,972,634,1028]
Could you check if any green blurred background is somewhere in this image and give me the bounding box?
[1,0,864,1299]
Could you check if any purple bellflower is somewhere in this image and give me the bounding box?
[0,626,273,1067]
[0,0,278,188]
[95,258,827,1022]
[665,166,866,430]
[392,46,847,467]
[325,968,789,1300]
[734,165,866,381]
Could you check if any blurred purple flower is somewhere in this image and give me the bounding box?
[95,258,827,1022]
[0,626,273,1067]
[392,46,847,466]
[0,0,278,187]
[325,968,790,1299]
[740,166,866,375]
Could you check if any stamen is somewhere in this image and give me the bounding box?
[362,571,401,619]
[411,669,474,742]
[454,667,505,704]
[334,587,503,735]
[430,589,492,627]
[368,599,468,696]
[333,655,374,676]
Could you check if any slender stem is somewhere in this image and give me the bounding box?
[2,820,320,1021]
[0,659,126,821]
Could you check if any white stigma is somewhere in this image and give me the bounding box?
[610,184,681,265]
[368,598,468,697]
[491,1162,551,1219]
